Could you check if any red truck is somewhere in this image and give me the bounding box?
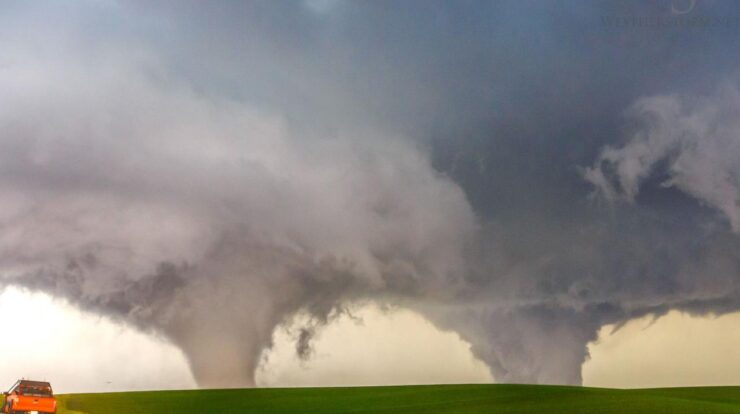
[2,380,57,414]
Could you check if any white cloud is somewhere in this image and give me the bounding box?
[585,87,740,231]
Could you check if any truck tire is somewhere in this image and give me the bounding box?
[7,401,20,414]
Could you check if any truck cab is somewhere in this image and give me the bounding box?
[2,380,57,414]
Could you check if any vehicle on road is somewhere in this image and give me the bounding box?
[2,380,56,414]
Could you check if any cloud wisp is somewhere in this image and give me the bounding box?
[586,85,740,232]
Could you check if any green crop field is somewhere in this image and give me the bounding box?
[37,384,740,414]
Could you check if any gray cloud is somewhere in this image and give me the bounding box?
[3,0,740,388]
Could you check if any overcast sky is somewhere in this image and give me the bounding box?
[3,0,740,391]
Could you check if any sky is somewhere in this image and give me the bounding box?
[4,287,740,393]
[3,0,740,391]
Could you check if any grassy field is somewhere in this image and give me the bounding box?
[37,384,740,414]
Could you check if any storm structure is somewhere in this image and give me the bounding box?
[2,0,740,386]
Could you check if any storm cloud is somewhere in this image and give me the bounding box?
[2,0,740,387]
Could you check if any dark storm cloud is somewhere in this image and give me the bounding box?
[2,0,740,386]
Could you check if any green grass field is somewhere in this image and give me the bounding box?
[37,384,740,414]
